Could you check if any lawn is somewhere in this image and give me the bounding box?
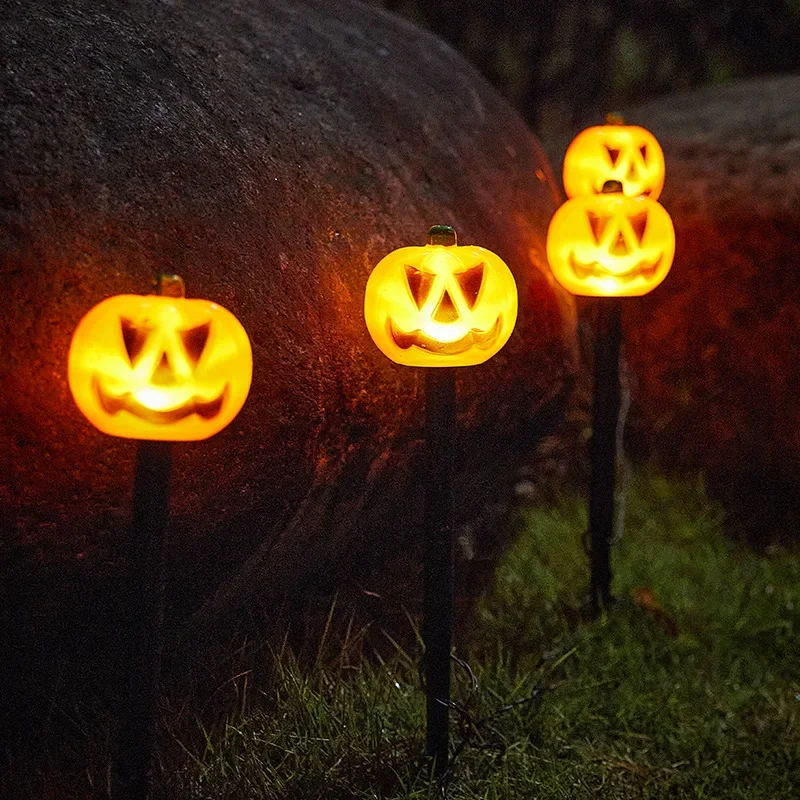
[172,471,800,799]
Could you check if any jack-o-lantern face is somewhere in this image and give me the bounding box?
[364,229,517,367]
[546,193,675,297]
[68,293,252,440]
[563,124,665,200]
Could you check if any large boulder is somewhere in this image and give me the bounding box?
[617,76,800,541]
[0,0,574,667]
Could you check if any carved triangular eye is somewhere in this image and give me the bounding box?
[587,212,610,244]
[180,322,211,366]
[606,146,620,166]
[404,265,434,309]
[120,318,149,365]
[639,144,648,160]
[457,262,485,309]
[629,211,648,243]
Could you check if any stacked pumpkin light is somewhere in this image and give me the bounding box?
[68,274,252,800]
[546,118,675,616]
[365,225,517,775]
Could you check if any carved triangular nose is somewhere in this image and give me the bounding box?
[433,289,459,323]
[151,352,176,386]
[611,232,629,256]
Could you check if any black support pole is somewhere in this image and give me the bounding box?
[112,440,172,800]
[588,297,622,618]
[422,366,457,776]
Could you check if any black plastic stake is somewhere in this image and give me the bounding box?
[588,297,623,618]
[422,366,457,776]
[111,440,172,800]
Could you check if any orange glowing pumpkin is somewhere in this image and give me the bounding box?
[546,190,675,297]
[68,282,252,440]
[364,226,517,367]
[563,122,665,200]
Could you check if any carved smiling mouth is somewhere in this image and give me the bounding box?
[388,317,502,355]
[93,376,228,425]
[569,253,662,282]
[595,183,652,197]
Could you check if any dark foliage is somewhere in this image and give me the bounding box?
[371,1,800,131]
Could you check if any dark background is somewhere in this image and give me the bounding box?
[369,0,800,137]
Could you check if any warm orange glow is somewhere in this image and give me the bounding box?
[546,192,675,297]
[68,293,252,440]
[364,229,517,367]
[563,124,665,200]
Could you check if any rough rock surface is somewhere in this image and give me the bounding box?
[618,76,800,540]
[0,0,574,675]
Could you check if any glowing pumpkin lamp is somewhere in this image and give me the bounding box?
[563,116,666,201]
[364,225,517,367]
[364,225,517,775]
[68,274,251,799]
[546,181,675,298]
[547,167,676,616]
[68,277,252,441]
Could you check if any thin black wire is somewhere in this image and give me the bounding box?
[419,653,550,793]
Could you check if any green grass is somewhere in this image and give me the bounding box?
[174,471,800,799]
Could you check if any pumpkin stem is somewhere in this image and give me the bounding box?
[601,179,624,194]
[153,273,186,298]
[605,112,625,125]
[427,225,457,247]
